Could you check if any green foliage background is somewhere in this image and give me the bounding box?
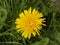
[0,0,60,45]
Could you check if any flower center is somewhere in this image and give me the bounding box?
[28,20,33,26]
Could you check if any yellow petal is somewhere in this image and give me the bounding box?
[19,12,25,18]
[24,10,28,16]
[39,13,43,17]
[22,31,26,36]
[42,24,46,26]
[16,25,21,28]
[32,9,38,15]
[32,31,36,36]
[28,32,31,39]
[28,7,31,14]
[24,32,28,38]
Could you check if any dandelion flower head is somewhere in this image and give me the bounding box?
[15,7,46,39]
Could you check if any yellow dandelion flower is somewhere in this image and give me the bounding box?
[15,7,46,39]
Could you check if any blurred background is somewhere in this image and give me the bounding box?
[0,0,60,45]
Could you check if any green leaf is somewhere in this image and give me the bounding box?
[31,0,41,7]
[0,8,7,25]
[48,40,59,45]
[0,8,7,29]
[30,37,49,45]
[53,31,60,43]
[39,38,49,45]
[19,0,27,12]
[30,42,40,45]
